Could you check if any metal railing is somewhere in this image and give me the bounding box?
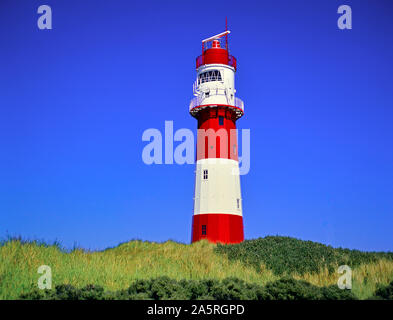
[189,96,244,113]
[234,97,244,112]
[189,96,202,111]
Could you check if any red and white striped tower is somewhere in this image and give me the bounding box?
[189,29,245,244]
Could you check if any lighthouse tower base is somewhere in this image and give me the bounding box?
[191,158,244,244]
[191,214,244,243]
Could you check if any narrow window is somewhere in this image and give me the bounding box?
[202,225,207,235]
[203,169,208,180]
[219,116,224,126]
[237,199,240,209]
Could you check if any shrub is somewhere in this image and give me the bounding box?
[258,278,355,300]
[20,277,357,300]
[20,284,109,300]
[215,236,393,275]
[372,280,393,300]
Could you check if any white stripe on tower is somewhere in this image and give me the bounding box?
[194,158,242,216]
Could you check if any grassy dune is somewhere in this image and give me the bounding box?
[1,237,392,299]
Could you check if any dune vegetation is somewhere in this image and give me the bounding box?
[0,236,392,300]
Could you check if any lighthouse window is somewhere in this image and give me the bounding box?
[219,116,224,126]
[237,199,240,209]
[202,225,207,235]
[203,169,208,180]
[198,70,222,84]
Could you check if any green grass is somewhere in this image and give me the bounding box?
[1,236,392,300]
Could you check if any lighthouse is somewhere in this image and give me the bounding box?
[190,30,245,244]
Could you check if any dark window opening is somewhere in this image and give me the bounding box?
[202,225,207,235]
[219,116,224,126]
[203,169,208,180]
[198,70,222,84]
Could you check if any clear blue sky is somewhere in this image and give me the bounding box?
[1,0,392,251]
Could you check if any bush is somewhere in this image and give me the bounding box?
[20,284,109,300]
[20,277,357,300]
[372,280,393,300]
[258,278,355,300]
[215,236,393,275]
